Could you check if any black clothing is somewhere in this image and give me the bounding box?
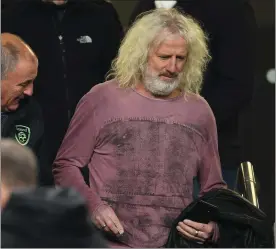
[2,0,124,182]
[1,97,50,185]
[1,187,106,248]
[166,188,274,248]
[129,0,257,169]
[1,97,44,155]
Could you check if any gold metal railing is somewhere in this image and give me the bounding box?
[235,161,259,208]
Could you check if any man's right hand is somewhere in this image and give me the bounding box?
[92,204,124,236]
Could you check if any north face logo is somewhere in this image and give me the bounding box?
[15,125,31,146]
[77,35,92,44]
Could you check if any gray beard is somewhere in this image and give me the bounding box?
[144,69,180,96]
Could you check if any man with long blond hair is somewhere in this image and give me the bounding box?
[53,8,226,247]
[129,0,257,190]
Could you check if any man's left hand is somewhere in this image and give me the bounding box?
[176,219,215,243]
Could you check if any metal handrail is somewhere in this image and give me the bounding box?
[235,161,259,208]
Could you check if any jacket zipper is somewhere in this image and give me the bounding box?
[52,16,71,122]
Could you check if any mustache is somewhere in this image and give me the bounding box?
[159,72,178,78]
[144,66,180,80]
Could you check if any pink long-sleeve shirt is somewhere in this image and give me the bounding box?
[53,79,226,248]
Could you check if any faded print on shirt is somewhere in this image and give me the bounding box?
[93,118,201,246]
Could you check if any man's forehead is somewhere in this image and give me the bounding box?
[153,36,187,54]
[17,57,38,71]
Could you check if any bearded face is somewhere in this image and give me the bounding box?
[143,35,187,96]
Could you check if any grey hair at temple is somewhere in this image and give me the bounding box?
[1,42,20,79]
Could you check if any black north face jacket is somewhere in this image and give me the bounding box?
[2,0,124,179]
[166,188,274,248]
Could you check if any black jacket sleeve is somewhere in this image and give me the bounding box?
[97,1,124,78]
[200,0,258,127]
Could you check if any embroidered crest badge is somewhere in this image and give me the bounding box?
[15,125,31,146]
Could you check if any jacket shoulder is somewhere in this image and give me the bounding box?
[23,98,43,120]
[2,1,38,15]
[84,0,122,26]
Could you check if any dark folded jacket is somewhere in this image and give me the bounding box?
[166,188,274,248]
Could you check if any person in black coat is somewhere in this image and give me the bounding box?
[1,33,44,164]
[2,0,124,186]
[1,33,45,185]
[129,0,258,189]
